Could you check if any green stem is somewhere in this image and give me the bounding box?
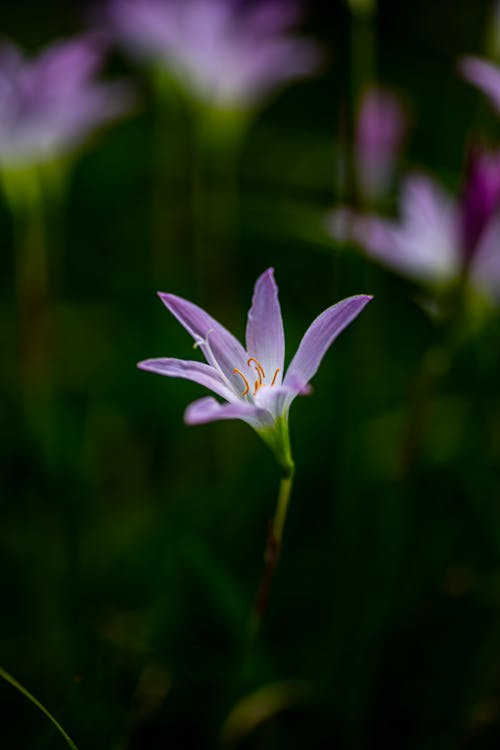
[7,167,56,460]
[349,0,378,211]
[253,462,295,621]
[350,0,377,91]
[397,345,450,475]
[272,468,295,551]
[0,666,79,750]
[192,105,246,312]
[151,73,186,288]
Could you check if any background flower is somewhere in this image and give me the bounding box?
[329,147,500,305]
[355,86,406,204]
[107,0,321,110]
[0,35,131,167]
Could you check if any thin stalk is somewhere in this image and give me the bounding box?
[191,106,245,314]
[8,167,55,462]
[0,666,79,750]
[152,74,186,288]
[224,435,295,717]
[253,462,295,622]
[349,0,378,211]
[397,345,449,475]
[349,0,377,107]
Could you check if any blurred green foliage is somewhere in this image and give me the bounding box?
[1,1,500,748]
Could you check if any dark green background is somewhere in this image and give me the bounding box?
[1,0,500,747]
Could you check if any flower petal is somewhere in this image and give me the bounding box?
[254,378,311,419]
[158,292,248,393]
[460,56,500,114]
[137,357,235,402]
[284,295,373,387]
[184,396,273,429]
[470,214,500,302]
[329,176,461,284]
[245,267,285,385]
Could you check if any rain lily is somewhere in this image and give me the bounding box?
[138,269,371,469]
[108,0,320,110]
[329,147,500,304]
[460,56,500,115]
[355,87,406,204]
[0,35,130,168]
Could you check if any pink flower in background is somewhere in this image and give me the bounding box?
[329,147,500,304]
[108,0,321,109]
[355,87,406,203]
[0,36,131,167]
[330,175,460,285]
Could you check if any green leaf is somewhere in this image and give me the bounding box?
[0,666,79,750]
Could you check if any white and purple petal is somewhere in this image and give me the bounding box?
[284,295,372,388]
[254,377,311,419]
[184,396,274,428]
[158,292,248,392]
[245,267,284,386]
[137,357,235,402]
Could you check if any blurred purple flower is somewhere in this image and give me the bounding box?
[329,147,500,303]
[108,0,321,109]
[0,36,131,167]
[355,87,406,203]
[461,145,500,262]
[330,175,461,285]
[138,269,371,457]
[460,56,500,115]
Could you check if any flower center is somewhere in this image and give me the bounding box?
[233,357,280,397]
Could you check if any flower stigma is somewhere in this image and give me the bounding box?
[192,328,214,350]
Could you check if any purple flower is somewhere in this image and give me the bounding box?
[0,36,131,167]
[355,87,406,203]
[460,56,500,115]
[329,149,500,304]
[108,0,320,110]
[330,175,461,285]
[461,145,500,262]
[138,269,371,464]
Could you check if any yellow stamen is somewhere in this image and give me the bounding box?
[233,368,249,396]
[271,368,280,386]
[254,379,261,395]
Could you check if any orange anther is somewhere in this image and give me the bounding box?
[233,368,250,396]
[247,357,265,383]
[271,368,280,386]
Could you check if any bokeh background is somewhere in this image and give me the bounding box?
[2,0,500,747]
